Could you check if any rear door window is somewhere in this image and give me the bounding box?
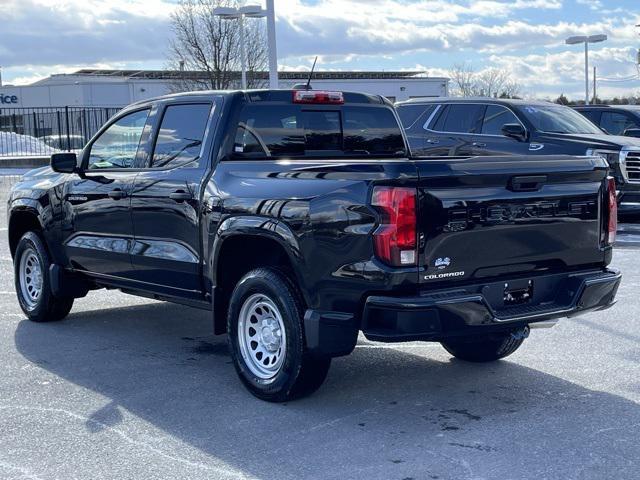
[430,105,449,131]
[233,105,405,158]
[431,104,484,133]
[151,103,211,168]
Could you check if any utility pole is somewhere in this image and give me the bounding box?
[565,34,607,106]
[593,66,597,104]
[585,41,589,104]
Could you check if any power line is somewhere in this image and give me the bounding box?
[599,76,640,83]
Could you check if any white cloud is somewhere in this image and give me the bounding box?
[274,0,638,61]
[0,0,173,69]
[0,0,639,99]
[488,47,640,98]
[277,0,562,26]
[576,0,602,10]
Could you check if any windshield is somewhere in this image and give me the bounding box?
[518,104,603,134]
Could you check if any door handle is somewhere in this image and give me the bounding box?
[426,138,440,144]
[169,190,193,202]
[108,189,127,200]
[472,142,487,148]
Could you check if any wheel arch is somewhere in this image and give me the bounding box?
[8,205,43,259]
[209,217,308,335]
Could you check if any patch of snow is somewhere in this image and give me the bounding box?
[0,131,58,156]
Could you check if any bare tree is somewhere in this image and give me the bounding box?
[449,63,521,98]
[244,19,269,88]
[476,68,509,97]
[449,63,477,97]
[499,79,521,99]
[166,0,268,92]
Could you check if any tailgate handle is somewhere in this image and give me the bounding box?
[509,175,547,192]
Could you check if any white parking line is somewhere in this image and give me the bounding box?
[356,343,440,349]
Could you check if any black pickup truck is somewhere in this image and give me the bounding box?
[8,89,621,401]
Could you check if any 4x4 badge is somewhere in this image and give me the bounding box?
[434,257,451,270]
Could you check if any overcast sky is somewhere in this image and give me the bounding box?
[1,0,639,99]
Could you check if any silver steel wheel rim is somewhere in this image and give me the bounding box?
[19,247,43,310]
[237,293,287,380]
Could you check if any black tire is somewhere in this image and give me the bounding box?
[14,231,74,322]
[227,267,331,402]
[441,329,528,363]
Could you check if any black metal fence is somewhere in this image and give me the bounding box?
[0,106,122,157]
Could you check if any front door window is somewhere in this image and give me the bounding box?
[481,105,521,136]
[87,109,150,169]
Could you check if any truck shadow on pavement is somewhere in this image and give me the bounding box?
[13,301,640,480]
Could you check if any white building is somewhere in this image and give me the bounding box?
[0,69,449,107]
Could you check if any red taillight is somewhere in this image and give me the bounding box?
[606,176,617,245]
[292,90,344,104]
[371,186,417,266]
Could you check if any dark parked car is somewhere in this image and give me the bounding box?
[396,97,640,216]
[574,105,640,138]
[8,90,620,402]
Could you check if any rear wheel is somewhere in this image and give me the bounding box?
[441,328,528,362]
[227,267,331,402]
[14,231,74,322]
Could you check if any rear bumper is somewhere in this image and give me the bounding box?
[361,268,621,343]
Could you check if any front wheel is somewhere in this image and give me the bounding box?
[227,267,330,402]
[14,231,74,322]
[441,328,528,362]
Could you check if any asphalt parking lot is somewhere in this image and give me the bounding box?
[1,173,639,480]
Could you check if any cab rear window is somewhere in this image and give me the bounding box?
[232,105,406,158]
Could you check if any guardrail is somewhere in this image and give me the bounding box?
[0,106,121,157]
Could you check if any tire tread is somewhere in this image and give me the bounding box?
[226,267,330,402]
[14,231,74,322]
[441,331,526,362]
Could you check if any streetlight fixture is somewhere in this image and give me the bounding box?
[213,2,278,90]
[565,34,607,105]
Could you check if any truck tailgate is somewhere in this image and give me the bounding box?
[414,155,609,285]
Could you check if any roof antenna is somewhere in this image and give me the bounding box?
[305,56,318,90]
[292,56,318,90]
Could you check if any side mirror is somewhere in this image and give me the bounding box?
[623,128,640,138]
[51,152,78,174]
[501,123,528,142]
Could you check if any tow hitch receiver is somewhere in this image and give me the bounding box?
[504,280,533,306]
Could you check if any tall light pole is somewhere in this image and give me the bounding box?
[213,3,279,90]
[266,0,278,89]
[565,34,607,105]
